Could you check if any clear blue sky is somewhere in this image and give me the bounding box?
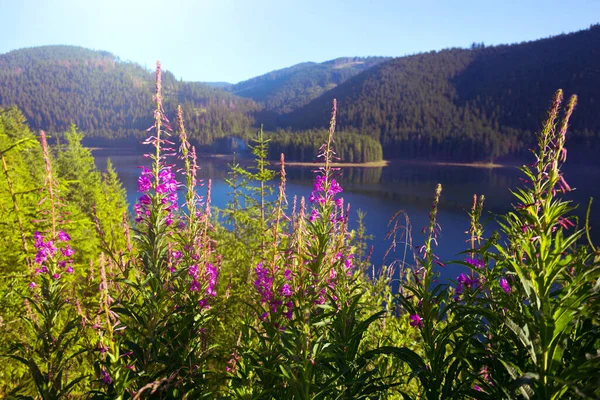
[1,0,598,83]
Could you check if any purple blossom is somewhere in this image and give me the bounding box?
[61,245,74,257]
[101,369,113,385]
[254,263,273,304]
[29,282,37,289]
[137,168,152,192]
[284,301,293,320]
[205,263,218,297]
[284,269,292,280]
[409,314,423,328]
[456,273,478,295]
[189,280,201,292]
[57,231,71,242]
[499,277,511,294]
[309,174,344,208]
[344,257,353,270]
[328,179,343,196]
[35,252,48,265]
[33,235,60,265]
[309,209,319,222]
[139,194,151,205]
[157,167,178,194]
[280,283,293,298]
[465,257,484,269]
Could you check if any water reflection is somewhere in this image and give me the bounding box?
[92,149,600,282]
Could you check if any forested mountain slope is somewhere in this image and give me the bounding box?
[229,57,390,113]
[0,46,258,146]
[280,25,600,162]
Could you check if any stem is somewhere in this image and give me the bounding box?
[40,130,57,238]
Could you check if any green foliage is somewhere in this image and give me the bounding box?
[476,91,600,398]
[266,129,383,163]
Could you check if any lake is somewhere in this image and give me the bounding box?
[92,148,600,283]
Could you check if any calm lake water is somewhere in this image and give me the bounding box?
[93,148,600,282]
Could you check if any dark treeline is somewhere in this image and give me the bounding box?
[0,46,259,145]
[280,25,600,163]
[266,129,383,163]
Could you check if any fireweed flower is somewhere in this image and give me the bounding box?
[32,232,75,277]
[101,369,113,385]
[205,263,218,297]
[254,263,274,305]
[499,277,511,294]
[137,167,152,192]
[309,209,320,222]
[280,283,293,298]
[409,314,424,328]
[188,263,218,308]
[309,173,344,207]
[456,273,478,295]
[465,257,484,269]
[254,263,296,319]
[57,230,71,241]
[134,165,179,223]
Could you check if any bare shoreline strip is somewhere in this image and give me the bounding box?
[396,160,505,169]
[284,160,390,168]
[90,148,505,169]
[283,159,505,169]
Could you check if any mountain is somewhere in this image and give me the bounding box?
[229,57,391,113]
[280,25,600,162]
[2,25,600,163]
[0,46,258,147]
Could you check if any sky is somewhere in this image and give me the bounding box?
[0,0,598,83]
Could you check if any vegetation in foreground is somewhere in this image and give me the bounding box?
[0,62,598,399]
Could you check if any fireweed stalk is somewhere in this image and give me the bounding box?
[4,132,85,398]
[231,100,393,398]
[478,90,600,398]
[393,183,484,399]
[98,61,220,397]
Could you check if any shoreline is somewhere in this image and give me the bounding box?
[90,148,508,169]
[392,159,506,169]
[283,160,389,168]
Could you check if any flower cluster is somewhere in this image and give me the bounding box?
[134,166,178,224]
[33,231,74,280]
[309,175,343,206]
[254,263,293,320]
[409,313,423,328]
[189,263,219,309]
[499,277,511,294]
[465,257,484,269]
[456,273,479,295]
